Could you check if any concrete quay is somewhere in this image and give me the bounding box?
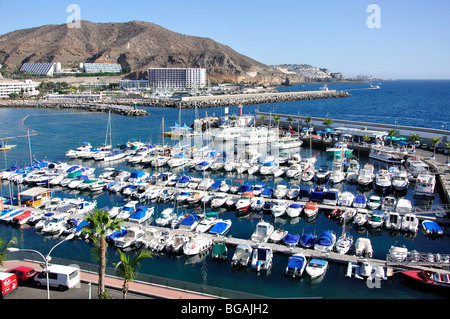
[100,90,351,109]
[0,99,150,116]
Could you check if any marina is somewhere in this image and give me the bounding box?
[1,80,450,299]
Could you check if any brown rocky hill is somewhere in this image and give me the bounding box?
[0,20,296,84]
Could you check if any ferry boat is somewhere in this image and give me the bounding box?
[414,172,436,197]
[369,145,406,165]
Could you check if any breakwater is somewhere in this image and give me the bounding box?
[0,100,149,116]
[106,90,351,108]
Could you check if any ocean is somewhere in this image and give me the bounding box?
[0,79,449,299]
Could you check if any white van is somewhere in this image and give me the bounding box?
[34,265,80,290]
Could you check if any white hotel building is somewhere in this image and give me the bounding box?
[148,68,207,90]
[0,79,39,98]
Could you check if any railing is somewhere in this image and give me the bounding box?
[8,251,268,299]
[411,204,450,215]
[386,251,450,270]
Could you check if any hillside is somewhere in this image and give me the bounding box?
[0,20,298,84]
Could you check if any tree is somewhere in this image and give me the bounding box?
[0,237,16,267]
[322,117,334,128]
[273,115,280,127]
[429,137,442,158]
[305,115,312,127]
[82,209,124,299]
[287,116,295,129]
[387,129,399,146]
[408,133,422,152]
[259,114,267,126]
[113,249,152,299]
[445,142,450,164]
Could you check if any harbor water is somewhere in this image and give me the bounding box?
[1,80,449,299]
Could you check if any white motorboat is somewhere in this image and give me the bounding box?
[367,195,381,210]
[301,166,315,182]
[337,191,355,207]
[183,235,213,256]
[375,169,392,191]
[315,165,331,181]
[186,191,206,206]
[396,198,412,214]
[251,220,274,243]
[195,217,219,233]
[345,158,360,183]
[388,245,408,262]
[414,173,436,197]
[354,237,373,257]
[286,164,302,179]
[381,195,396,212]
[352,195,367,209]
[269,228,288,243]
[271,200,289,218]
[335,233,353,254]
[210,192,229,208]
[385,212,402,230]
[353,210,369,227]
[285,253,307,278]
[128,206,154,224]
[401,213,419,232]
[367,210,386,228]
[114,227,145,249]
[286,185,300,200]
[392,170,409,191]
[357,164,375,187]
[116,201,138,220]
[231,244,252,267]
[155,208,176,227]
[133,227,162,249]
[251,245,273,272]
[286,202,304,218]
[273,184,288,199]
[165,234,190,254]
[303,202,319,219]
[305,259,328,279]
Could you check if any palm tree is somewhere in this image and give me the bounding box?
[287,115,295,130]
[273,115,280,127]
[322,117,334,128]
[387,129,399,146]
[113,249,152,299]
[305,115,312,127]
[408,133,422,152]
[429,137,442,158]
[82,209,124,299]
[0,237,16,267]
[259,114,267,126]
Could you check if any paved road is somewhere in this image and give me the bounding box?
[3,281,150,299]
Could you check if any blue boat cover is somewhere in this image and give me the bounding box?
[354,195,367,204]
[423,221,442,232]
[301,233,317,247]
[209,221,231,235]
[107,227,127,240]
[74,220,89,232]
[289,203,303,209]
[130,170,145,178]
[180,214,200,226]
[283,233,300,245]
[129,206,148,219]
[316,231,334,246]
[261,188,274,196]
[238,184,253,193]
[210,180,222,190]
[178,176,191,183]
[287,255,305,269]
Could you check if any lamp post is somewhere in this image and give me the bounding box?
[7,234,74,299]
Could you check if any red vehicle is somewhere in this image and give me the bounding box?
[0,272,18,298]
[7,266,37,284]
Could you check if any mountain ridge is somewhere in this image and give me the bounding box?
[0,20,299,84]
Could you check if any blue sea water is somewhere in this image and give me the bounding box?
[0,80,449,299]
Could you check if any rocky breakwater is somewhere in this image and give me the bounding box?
[0,99,149,116]
[109,90,351,109]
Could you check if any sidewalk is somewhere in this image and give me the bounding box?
[1,259,217,299]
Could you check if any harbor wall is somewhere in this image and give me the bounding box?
[0,99,149,116]
[255,111,450,145]
[98,90,351,108]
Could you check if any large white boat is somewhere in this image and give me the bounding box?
[369,145,406,164]
[326,142,353,156]
[357,164,375,187]
[183,235,213,256]
[414,173,436,197]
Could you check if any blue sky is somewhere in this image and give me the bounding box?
[0,0,449,79]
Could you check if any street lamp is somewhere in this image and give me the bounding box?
[7,234,74,299]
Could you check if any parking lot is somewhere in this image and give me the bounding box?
[4,281,151,299]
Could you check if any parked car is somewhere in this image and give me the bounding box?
[7,266,37,284]
[34,264,80,291]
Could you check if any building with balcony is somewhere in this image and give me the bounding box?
[148,68,207,90]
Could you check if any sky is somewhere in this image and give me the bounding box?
[0,0,449,79]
